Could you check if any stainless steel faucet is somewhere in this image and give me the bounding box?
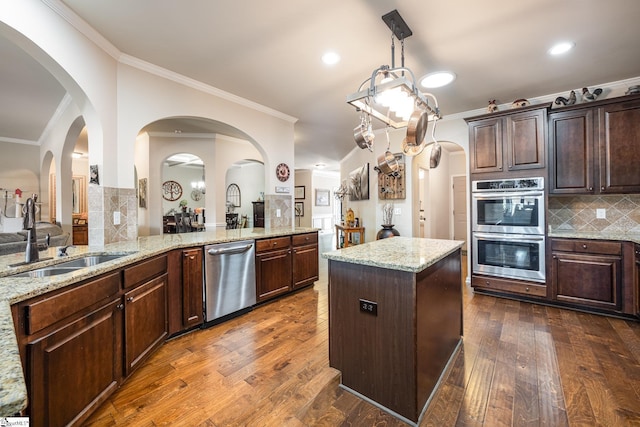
[23,194,40,263]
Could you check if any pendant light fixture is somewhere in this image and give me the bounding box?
[346,10,441,131]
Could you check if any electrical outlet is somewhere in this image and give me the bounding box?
[394,208,401,215]
[596,208,606,219]
[276,209,281,217]
[359,299,378,316]
[113,211,121,225]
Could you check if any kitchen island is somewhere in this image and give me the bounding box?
[0,226,317,418]
[323,237,464,426]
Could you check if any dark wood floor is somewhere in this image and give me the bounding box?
[85,235,640,426]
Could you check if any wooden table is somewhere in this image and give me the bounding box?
[335,224,364,249]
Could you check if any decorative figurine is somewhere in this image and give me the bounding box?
[582,87,603,102]
[555,90,577,106]
[511,98,530,108]
[487,100,498,112]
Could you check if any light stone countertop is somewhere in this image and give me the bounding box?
[0,226,317,417]
[322,236,464,273]
[548,230,640,245]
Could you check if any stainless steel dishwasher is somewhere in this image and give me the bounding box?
[204,240,256,324]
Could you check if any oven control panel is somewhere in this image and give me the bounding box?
[472,177,544,192]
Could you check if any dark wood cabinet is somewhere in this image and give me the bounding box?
[252,201,265,227]
[636,244,640,317]
[550,238,622,311]
[256,236,292,302]
[598,98,640,193]
[467,104,548,177]
[27,298,122,427]
[123,273,168,376]
[72,224,88,245]
[549,108,595,194]
[292,232,319,289]
[181,248,204,328]
[549,95,640,194]
[255,232,319,302]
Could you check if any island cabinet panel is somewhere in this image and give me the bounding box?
[124,273,168,376]
[329,249,462,423]
[27,297,123,427]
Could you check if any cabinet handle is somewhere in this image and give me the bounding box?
[127,296,134,302]
[582,244,587,249]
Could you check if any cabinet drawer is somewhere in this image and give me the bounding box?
[472,275,546,297]
[551,238,621,255]
[256,236,291,253]
[123,254,167,289]
[292,232,317,247]
[25,271,121,335]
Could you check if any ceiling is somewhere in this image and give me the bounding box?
[1,0,639,171]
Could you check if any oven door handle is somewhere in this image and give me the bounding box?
[472,191,544,199]
[473,232,545,242]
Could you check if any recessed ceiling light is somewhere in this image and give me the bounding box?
[420,71,456,88]
[315,163,327,169]
[548,41,574,56]
[322,51,340,66]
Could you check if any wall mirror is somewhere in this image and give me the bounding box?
[226,183,241,208]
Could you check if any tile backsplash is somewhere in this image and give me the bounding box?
[264,194,292,228]
[548,195,640,233]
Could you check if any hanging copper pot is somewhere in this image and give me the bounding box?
[353,114,374,151]
[375,150,399,176]
[405,109,428,146]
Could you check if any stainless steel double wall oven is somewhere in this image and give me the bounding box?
[471,177,546,282]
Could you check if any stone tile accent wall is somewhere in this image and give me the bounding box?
[264,194,292,228]
[548,195,640,233]
[88,185,138,245]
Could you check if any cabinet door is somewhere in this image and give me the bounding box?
[505,108,546,171]
[549,108,595,194]
[598,99,640,193]
[293,244,319,289]
[182,248,203,328]
[256,248,292,302]
[28,298,122,427]
[124,274,168,376]
[469,117,503,174]
[551,252,621,311]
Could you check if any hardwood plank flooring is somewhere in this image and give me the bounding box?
[85,236,640,426]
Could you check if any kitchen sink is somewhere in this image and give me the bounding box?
[55,254,129,268]
[9,253,134,278]
[12,267,84,278]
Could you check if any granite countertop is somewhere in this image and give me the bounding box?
[0,226,317,417]
[548,230,640,245]
[322,236,464,273]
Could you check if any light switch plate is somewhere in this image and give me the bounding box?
[596,208,606,219]
[113,211,121,225]
[394,208,401,215]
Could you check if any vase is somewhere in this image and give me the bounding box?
[376,224,400,240]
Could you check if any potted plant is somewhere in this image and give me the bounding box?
[179,199,188,212]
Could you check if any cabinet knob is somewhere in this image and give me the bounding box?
[601,186,605,191]
[485,281,490,286]
[588,187,593,191]
[117,303,124,310]
[525,287,530,292]
[553,255,557,259]
[127,296,134,302]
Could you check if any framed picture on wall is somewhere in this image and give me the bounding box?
[295,201,304,216]
[315,189,330,206]
[295,185,305,199]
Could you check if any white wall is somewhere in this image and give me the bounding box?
[293,170,312,228]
